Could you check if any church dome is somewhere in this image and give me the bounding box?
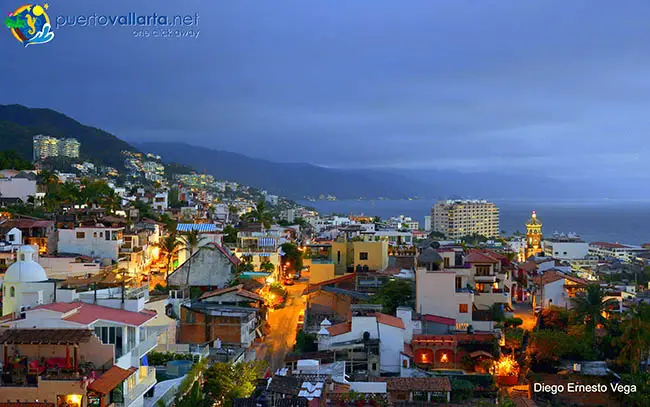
[3,246,48,283]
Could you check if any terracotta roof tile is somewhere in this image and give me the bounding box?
[36,302,156,326]
[466,252,499,264]
[303,273,357,295]
[199,284,264,302]
[532,270,588,286]
[88,366,137,394]
[590,241,630,249]
[0,329,94,345]
[422,314,456,326]
[375,313,405,329]
[327,321,352,336]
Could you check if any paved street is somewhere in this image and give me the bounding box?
[258,280,307,371]
[513,302,536,331]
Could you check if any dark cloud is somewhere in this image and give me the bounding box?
[3,0,650,180]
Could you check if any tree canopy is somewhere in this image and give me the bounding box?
[373,279,414,315]
[0,150,34,170]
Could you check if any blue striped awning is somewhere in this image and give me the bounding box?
[177,223,218,233]
[258,237,276,247]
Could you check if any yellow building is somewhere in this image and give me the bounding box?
[331,240,389,275]
[525,210,543,259]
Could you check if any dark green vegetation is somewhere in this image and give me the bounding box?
[373,279,414,315]
[0,105,195,177]
[0,150,33,170]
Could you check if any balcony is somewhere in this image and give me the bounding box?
[124,367,156,405]
[474,275,497,283]
[129,330,161,366]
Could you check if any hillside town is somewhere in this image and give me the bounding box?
[0,141,649,407]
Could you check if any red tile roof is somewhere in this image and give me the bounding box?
[88,366,137,394]
[327,321,352,336]
[303,273,357,295]
[213,243,241,265]
[518,261,538,272]
[465,251,499,264]
[532,270,588,286]
[423,314,456,326]
[199,284,264,302]
[590,241,630,249]
[36,302,157,326]
[375,313,405,329]
[0,329,95,345]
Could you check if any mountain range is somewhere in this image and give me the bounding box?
[0,104,632,200]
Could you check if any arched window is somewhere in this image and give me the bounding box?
[10,286,15,297]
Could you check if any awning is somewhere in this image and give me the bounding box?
[258,237,276,247]
[470,350,494,359]
[88,366,137,394]
[177,223,218,233]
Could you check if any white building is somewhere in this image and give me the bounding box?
[152,191,168,212]
[59,138,80,158]
[317,313,406,374]
[9,302,160,407]
[265,194,279,205]
[424,215,432,232]
[415,253,473,330]
[532,270,588,309]
[0,172,37,202]
[33,134,60,160]
[588,242,648,263]
[58,227,124,262]
[431,200,500,239]
[543,233,589,260]
[1,245,54,316]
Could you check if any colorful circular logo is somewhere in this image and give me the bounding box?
[5,3,54,47]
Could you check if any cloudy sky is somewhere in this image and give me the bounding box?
[3,0,650,180]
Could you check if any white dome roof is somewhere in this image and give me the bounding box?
[4,246,47,283]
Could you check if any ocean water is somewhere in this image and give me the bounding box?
[298,199,650,245]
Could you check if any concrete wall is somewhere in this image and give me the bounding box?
[331,241,389,272]
[2,281,56,316]
[306,260,336,284]
[58,228,122,261]
[543,241,589,260]
[415,269,472,326]
[321,316,404,374]
[0,377,87,406]
[40,257,101,279]
[168,247,235,288]
[0,177,37,201]
[534,279,566,309]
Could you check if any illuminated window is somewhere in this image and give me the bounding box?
[459,304,468,313]
[76,232,85,239]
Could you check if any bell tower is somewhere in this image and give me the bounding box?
[525,210,543,259]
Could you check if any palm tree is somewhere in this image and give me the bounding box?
[246,200,272,229]
[617,304,650,373]
[178,230,214,290]
[158,233,183,284]
[571,284,618,343]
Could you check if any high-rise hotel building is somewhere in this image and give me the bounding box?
[431,199,500,239]
[33,135,80,161]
